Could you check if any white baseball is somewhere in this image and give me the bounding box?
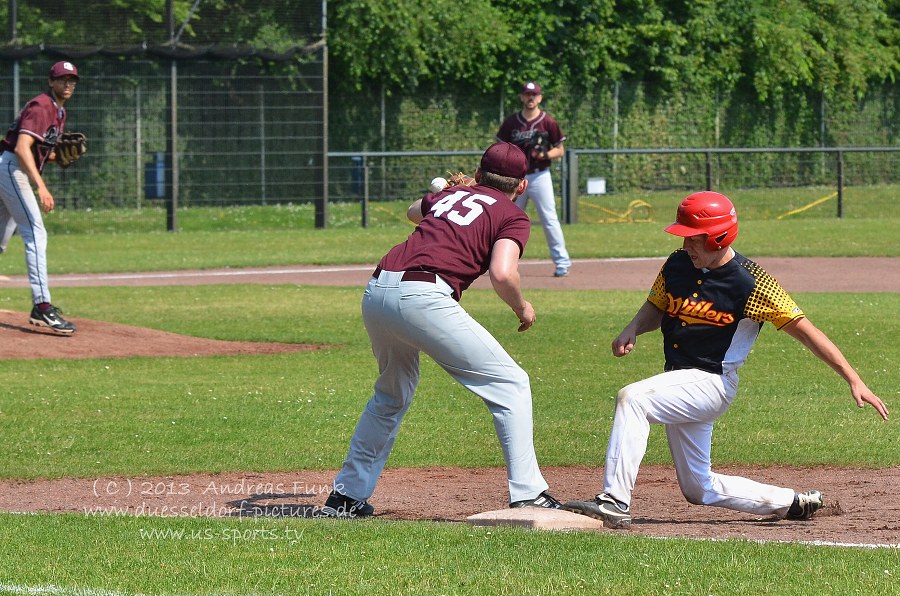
[429,176,448,193]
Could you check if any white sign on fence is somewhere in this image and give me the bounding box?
[587,177,607,194]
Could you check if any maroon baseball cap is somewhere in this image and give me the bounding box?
[480,141,528,179]
[521,81,542,95]
[49,61,79,80]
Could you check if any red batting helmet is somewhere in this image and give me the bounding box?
[664,191,738,251]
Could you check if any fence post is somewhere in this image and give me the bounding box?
[259,83,267,205]
[165,59,178,232]
[565,149,578,224]
[317,42,329,228]
[559,149,566,222]
[836,150,844,218]
[135,85,142,211]
[362,157,370,228]
[705,151,713,191]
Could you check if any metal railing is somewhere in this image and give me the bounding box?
[327,146,900,226]
[565,146,900,222]
[328,150,482,227]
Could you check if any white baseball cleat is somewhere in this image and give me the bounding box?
[785,490,824,520]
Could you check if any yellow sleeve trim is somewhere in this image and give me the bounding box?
[743,262,804,327]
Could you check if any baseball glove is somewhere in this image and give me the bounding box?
[529,130,549,161]
[55,132,87,168]
[446,171,476,187]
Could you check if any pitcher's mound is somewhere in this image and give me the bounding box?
[468,508,607,531]
[0,310,320,360]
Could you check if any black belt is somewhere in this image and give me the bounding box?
[372,266,437,283]
[665,363,719,374]
[528,166,548,174]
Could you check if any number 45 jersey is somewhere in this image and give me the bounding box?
[378,184,531,301]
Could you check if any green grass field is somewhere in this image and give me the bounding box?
[1,213,898,278]
[0,206,898,594]
[38,183,900,234]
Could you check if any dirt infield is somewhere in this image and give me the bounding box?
[2,256,899,294]
[0,310,320,360]
[1,465,897,545]
[1,257,897,546]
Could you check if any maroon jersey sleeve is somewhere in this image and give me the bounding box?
[0,92,65,172]
[378,185,530,300]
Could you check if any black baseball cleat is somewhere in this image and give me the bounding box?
[29,304,76,335]
[509,490,563,509]
[563,493,632,528]
[785,490,824,520]
[320,490,374,518]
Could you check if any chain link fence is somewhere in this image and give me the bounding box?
[3,65,895,231]
[326,146,900,229]
[0,1,896,232]
[0,57,325,233]
[0,0,326,233]
[326,82,899,227]
[567,147,900,224]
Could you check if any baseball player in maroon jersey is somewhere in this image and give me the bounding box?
[323,142,563,517]
[497,81,571,277]
[564,191,889,528]
[0,61,80,334]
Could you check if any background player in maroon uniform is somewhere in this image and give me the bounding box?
[323,142,562,517]
[497,81,572,277]
[0,61,80,334]
[564,191,889,528]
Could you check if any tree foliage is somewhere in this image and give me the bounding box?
[735,0,898,102]
[3,1,896,108]
[329,0,899,105]
[9,0,185,45]
[5,1,318,48]
[329,0,516,94]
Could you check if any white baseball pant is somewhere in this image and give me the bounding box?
[0,153,52,304]
[0,216,15,253]
[334,269,549,503]
[516,168,570,270]
[603,368,796,516]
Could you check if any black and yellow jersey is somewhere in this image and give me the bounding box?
[647,249,805,375]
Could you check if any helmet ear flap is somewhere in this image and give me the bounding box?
[706,233,726,251]
[705,224,738,250]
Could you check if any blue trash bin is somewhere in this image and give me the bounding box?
[351,156,364,196]
[144,152,165,199]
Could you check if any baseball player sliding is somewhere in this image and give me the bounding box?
[564,191,889,528]
[322,142,562,518]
